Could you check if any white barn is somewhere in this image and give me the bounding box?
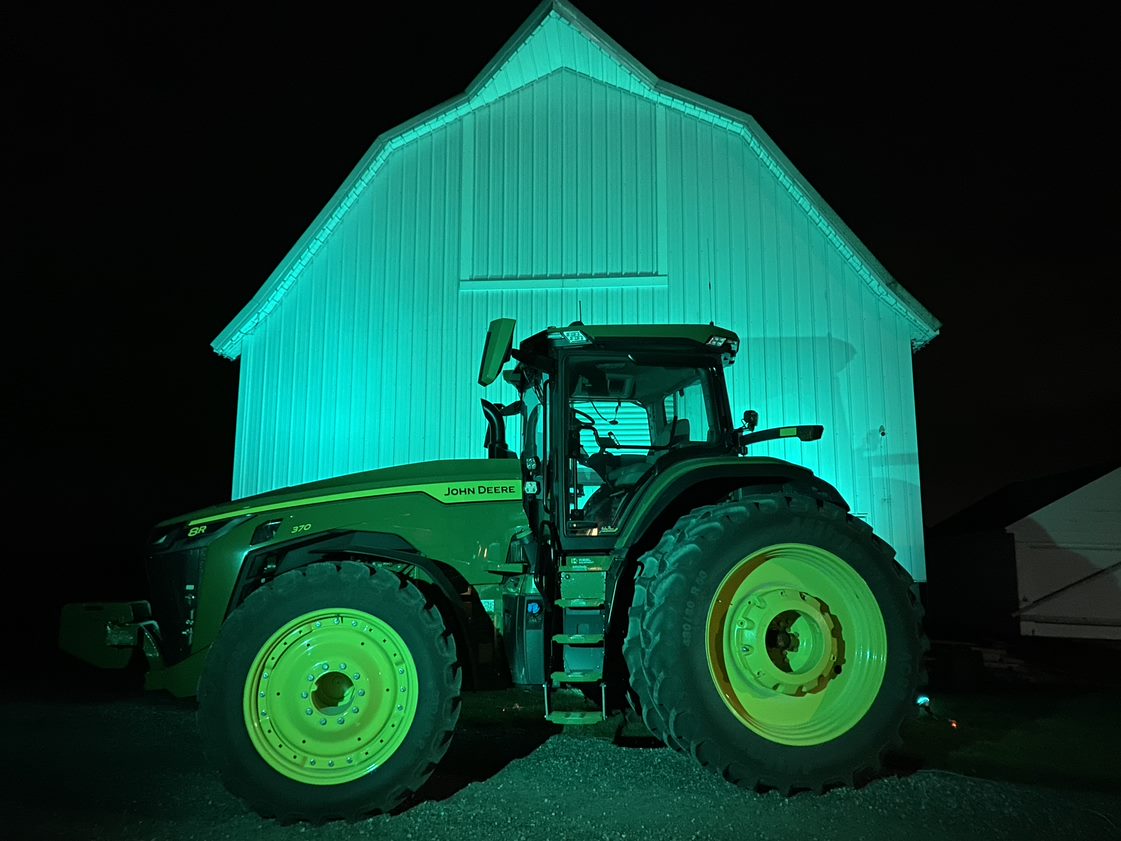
[212,1,940,579]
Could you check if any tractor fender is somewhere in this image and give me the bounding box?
[614,456,847,552]
[606,457,849,629]
[231,530,479,686]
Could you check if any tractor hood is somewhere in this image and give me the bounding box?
[160,459,523,528]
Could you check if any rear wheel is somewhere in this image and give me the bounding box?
[624,494,924,792]
[197,562,461,821]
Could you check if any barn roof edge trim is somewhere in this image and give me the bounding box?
[211,0,941,361]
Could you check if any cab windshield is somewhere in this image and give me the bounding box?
[565,358,721,534]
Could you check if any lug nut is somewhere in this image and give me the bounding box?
[337,717,346,725]
[306,708,313,716]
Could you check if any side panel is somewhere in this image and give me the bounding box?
[193,494,528,653]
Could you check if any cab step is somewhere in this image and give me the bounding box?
[545,710,605,725]
[552,633,604,645]
[551,669,602,683]
[485,562,528,575]
[555,597,604,609]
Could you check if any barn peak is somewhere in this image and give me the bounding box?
[212,0,939,360]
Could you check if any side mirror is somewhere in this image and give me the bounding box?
[478,318,516,386]
[742,410,759,432]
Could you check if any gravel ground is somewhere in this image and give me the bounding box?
[8,683,1120,841]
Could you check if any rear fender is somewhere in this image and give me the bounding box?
[615,457,845,553]
[606,458,848,628]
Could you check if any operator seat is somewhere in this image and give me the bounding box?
[606,419,691,487]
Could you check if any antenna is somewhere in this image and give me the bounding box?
[707,238,715,324]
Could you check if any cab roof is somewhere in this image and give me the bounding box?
[518,322,740,361]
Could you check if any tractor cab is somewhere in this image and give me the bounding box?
[479,319,741,547]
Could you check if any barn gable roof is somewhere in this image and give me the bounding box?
[212,0,941,360]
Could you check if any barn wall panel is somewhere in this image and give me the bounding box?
[656,106,925,576]
[230,69,928,578]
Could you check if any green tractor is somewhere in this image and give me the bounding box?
[60,319,924,820]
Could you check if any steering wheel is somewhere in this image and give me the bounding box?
[570,408,602,466]
[572,408,597,427]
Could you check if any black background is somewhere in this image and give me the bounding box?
[7,2,1118,608]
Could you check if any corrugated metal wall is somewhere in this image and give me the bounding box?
[230,60,927,578]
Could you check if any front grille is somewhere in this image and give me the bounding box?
[144,547,205,666]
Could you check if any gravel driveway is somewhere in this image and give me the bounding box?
[9,680,1119,841]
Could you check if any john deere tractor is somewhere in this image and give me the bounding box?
[61,319,924,820]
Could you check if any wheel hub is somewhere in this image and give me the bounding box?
[729,587,838,695]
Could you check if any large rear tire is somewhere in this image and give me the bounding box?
[624,494,924,793]
[197,562,461,821]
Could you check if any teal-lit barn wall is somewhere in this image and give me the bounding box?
[218,3,939,580]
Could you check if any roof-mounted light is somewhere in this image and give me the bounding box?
[706,335,739,354]
[549,329,591,345]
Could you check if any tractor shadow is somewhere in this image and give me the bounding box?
[403,688,666,809]
[402,687,557,808]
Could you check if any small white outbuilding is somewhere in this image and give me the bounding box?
[1010,467,1121,640]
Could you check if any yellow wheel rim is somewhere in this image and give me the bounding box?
[706,544,887,746]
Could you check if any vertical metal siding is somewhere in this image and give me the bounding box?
[230,67,927,579]
[463,70,660,282]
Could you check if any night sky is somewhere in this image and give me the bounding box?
[8,3,1118,606]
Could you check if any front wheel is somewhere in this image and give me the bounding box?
[624,494,924,793]
[197,562,461,821]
